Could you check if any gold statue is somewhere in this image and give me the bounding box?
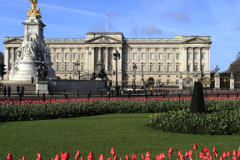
[27,0,42,20]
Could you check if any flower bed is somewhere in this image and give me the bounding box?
[5,145,240,160]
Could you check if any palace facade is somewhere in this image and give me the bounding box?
[3,32,211,87]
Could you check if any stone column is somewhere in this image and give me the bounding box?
[99,47,102,63]
[163,48,167,71]
[230,73,234,91]
[13,47,17,62]
[206,47,210,72]
[90,47,95,71]
[155,48,158,71]
[85,47,89,72]
[172,48,176,72]
[137,48,141,70]
[179,74,183,89]
[128,47,133,71]
[61,48,65,70]
[52,48,56,70]
[182,47,187,72]
[4,47,9,79]
[118,47,122,71]
[77,48,81,63]
[214,72,220,90]
[191,48,194,72]
[198,48,201,73]
[146,48,149,71]
[106,47,109,72]
[69,48,73,70]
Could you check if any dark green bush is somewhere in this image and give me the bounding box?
[190,82,206,113]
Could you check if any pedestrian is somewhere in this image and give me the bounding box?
[7,85,11,97]
[3,86,6,97]
[133,85,136,92]
[31,76,34,84]
[0,83,3,92]
[143,83,146,89]
[16,85,20,95]
[21,86,25,97]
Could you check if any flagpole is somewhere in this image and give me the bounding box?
[106,11,108,32]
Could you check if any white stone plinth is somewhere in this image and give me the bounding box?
[36,81,49,94]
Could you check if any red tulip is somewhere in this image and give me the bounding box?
[213,147,216,153]
[194,143,198,150]
[188,150,193,157]
[132,154,137,160]
[142,154,145,160]
[88,152,94,160]
[180,154,184,160]
[207,151,211,156]
[233,150,237,157]
[126,155,129,160]
[219,156,223,160]
[209,155,212,160]
[21,155,26,160]
[110,148,115,156]
[156,155,161,160]
[214,152,218,158]
[120,158,123,160]
[168,148,173,156]
[204,147,208,152]
[185,152,189,158]
[37,153,42,160]
[223,152,227,159]
[53,154,59,160]
[199,152,204,159]
[178,151,182,157]
[61,152,70,160]
[81,157,84,160]
[76,150,81,160]
[161,153,166,159]
[7,152,13,160]
[99,154,104,160]
[176,159,179,160]
[238,147,240,153]
[107,158,112,160]
[232,157,239,160]
[114,155,118,160]
[227,151,231,157]
[146,151,150,158]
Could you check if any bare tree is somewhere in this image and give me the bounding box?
[226,52,240,73]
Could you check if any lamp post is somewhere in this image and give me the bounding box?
[75,60,80,80]
[133,64,137,86]
[113,49,121,96]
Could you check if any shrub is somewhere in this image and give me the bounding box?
[190,82,206,113]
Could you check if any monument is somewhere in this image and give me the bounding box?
[9,0,56,81]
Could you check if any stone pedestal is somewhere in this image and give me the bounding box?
[36,80,49,94]
[214,72,220,90]
[230,73,234,91]
[179,75,183,89]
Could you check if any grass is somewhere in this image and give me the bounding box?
[1,113,240,160]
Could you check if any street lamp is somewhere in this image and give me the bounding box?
[113,49,121,96]
[75,60,80,80]
[133,64,137,86]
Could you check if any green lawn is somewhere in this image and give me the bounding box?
[1,113,239,160]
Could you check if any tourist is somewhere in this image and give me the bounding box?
[0,83,3,92]
[133,85,136,92]
[21,86,25,97]
[7,85,11,97]
[31,76,34,84]
[3,86,6,97]
[16,85,20,95]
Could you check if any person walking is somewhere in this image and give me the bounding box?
[16,85,20,95]
[3,86,6,97]
[7,85,11,97]
[31,76,34,84]
[21,86,25,97]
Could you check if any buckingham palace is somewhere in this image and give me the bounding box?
[3,32,211,87]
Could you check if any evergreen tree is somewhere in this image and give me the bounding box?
[190,82,206,113]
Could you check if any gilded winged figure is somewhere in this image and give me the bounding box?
[29,0,38,8]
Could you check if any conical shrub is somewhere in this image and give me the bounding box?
[190,82,206,113]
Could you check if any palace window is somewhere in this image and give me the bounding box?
[65,54,68,59]
[194,53,198,59]
[9,64,12,70]
[176,79,179,85]
[141,53,145,59]
[141,65,145,71]
[124,54,127,59]
[187,53,191,59]
[150,65,153,71]
[110,65,113,71]
[10,53,12,59]
[159,53,162,59]
[65,65,68,71]
[133,53,137,59]
[110,53,112,59]
[57,53,60,59]
[95,53,98,59]
[201,65,204,71]
[73,53,76,59]
[95,65,98,70]
[103,65,105,69]
[150,53,154,59]
[167,79,170,85]
[168,54,171,59]
[57,65,60,71]
[73,65,76,71]
[103,53,105,59]
[176,53,179,59]
[81,65,84,71]
[82,53,85,59]
[159,65,162,71]
[176,65,179,71]
[123,64,127,71]
[194,65,198,71]
[187,65,191,71]
[201,53,204,59]
[167,65,171,71]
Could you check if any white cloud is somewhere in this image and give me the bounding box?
[141,25,162,35]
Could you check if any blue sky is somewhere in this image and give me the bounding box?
[1,0,240,72]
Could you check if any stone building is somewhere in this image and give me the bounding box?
[3,32,212,87]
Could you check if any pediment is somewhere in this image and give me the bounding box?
[183,37,212,44]
[85,35,122,44]
[4,38,23,44]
